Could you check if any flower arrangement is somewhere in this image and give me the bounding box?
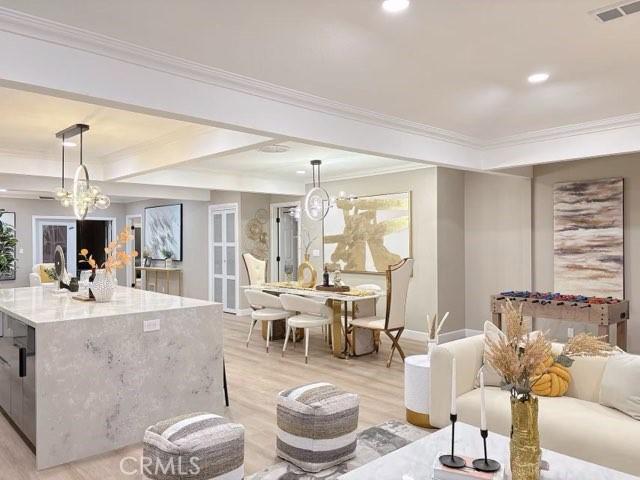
[302,231,318,257]
[426,311,449,342]
[160,246,174,260]
[79,226,138,273]
[485,298,613,400]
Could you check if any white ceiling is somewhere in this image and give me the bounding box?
[0,86,197,161]
[185,141,422,183]
[1,0,639,140]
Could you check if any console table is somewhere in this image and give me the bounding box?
[340,422,635,480]
[137,266,183,296]
[490,294,629,350]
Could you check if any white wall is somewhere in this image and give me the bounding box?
[0,198,126,287]
[464,171,532,331]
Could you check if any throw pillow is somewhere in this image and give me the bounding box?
[39,264,55,283]
[531,355,571,397]
[599,353,640,420]
[482,321,505,387]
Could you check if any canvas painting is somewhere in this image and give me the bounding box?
[144,204,183,261]
[553,177,624,298]
[323,192,411,274]
[0,211,16,281]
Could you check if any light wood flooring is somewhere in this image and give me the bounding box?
[0,314,425,479]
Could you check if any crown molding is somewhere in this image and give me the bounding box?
[482,112,640,150]
[0,7,479,148]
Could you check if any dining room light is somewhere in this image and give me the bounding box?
[296,170,306,175]
[382,0,410,13]
[528,72,550,84]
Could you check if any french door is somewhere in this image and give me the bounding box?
[209,205,238,313]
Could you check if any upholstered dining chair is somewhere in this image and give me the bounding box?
[244,289,292,352]
[242,253,267,286]
[280,294,333,364]
[350,258,414,367]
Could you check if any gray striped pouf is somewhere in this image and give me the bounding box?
[143,412,244,480]
[277,382,359,472]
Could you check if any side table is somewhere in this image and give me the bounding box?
[404,354,433,428]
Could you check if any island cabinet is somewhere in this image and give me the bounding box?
[0,313,36,444]
[0,286,223,470]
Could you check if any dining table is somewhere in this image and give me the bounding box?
[242,283,384,358]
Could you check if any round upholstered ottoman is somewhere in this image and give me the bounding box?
[143,412,244,480]
[404,354,433,428]
[277,382,359,472]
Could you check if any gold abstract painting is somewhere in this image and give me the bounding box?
[554,177,624,298]
[323,192,411,273]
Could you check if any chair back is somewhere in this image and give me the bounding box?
[243,253,267,286]
[244,289,283,310]
[384,258,414,330]
[280,294,332,319]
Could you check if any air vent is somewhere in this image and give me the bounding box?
[39,196,54,200]
[591,1,640,22]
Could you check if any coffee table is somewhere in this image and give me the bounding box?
[339,422,636,479]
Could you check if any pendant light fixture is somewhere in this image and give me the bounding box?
[303,160,355,221]
[53,124,110,220]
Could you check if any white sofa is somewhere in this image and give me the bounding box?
[430,335,640,477]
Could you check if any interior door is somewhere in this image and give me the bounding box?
[277,208,299,281]
[211,207,238,313]
[35,219,77,277]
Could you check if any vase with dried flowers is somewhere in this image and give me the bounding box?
[485,298,613,480]
[79,227,138,302]
[426,312,449,353]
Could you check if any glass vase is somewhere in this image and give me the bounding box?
[510,396,541,480]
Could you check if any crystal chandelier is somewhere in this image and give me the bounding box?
[53,124,110,220]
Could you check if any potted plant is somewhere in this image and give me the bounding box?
[160,246,174,268]
[79,227,138,302]
[0,220,17,279]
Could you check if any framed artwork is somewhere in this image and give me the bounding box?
[323,192,411,274]
[0,211,17,281]
[553,177,624,298]
[144,204,183,261]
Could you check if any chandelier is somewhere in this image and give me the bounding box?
[303,160,355,221]
[53,124,110,220]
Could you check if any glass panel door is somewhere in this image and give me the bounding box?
[210,207,238,312]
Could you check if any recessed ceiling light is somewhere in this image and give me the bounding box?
[296,170,306,175]
[528,72,550,84]
[382,0,410,13]
[259,144,290,153]
[61,141,76,147]
[0,189,6,192]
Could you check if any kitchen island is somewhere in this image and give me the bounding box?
[0,286,223,470]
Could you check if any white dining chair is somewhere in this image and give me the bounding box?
[280,294,333,364]
[244,289,291,353]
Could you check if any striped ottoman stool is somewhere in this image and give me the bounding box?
[277,382,359,472]
[143,412,244,480]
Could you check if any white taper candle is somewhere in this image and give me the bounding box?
[451,357,457,415]
[480,369,487,430]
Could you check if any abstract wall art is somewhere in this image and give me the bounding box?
[144,204,183,261]
[553,177,624,298]
[323,192,411,274]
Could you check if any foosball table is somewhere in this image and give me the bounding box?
[490,292,629,350]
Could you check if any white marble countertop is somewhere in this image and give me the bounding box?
[340,422,636,480]
[0,286,215,327]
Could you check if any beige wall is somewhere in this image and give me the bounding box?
[533,153,640,353]
[436,168,466,332]
[464,171,532,331]
[0,198,127,287]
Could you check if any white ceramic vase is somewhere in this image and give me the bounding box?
[427,336,438,354]
[90,269,116,302]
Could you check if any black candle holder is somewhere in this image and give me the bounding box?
[472,429,501,472]
[439,413,465,469]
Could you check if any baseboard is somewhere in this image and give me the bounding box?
[403,328,482,344]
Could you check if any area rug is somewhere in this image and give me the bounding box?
[247,420,428,480]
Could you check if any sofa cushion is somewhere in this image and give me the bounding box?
[457,386,640,477]
[600,353,640,420]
